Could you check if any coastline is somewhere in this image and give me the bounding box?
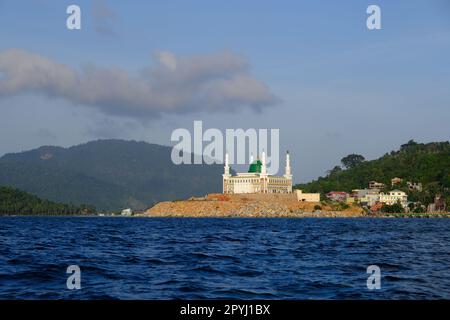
[2,194,448,218]
[138,213,450,218]
[142,193,449,218]
[1,213,449,218]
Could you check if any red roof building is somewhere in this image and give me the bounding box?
[325,191,348,202]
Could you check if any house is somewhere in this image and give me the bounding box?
[326,191,348,202]
[121,208,133,216]
[391,177,403,187]
[353,188,375,199]
[407,181,423,192]
[353,189,380,206]
[296,190,320,202]
[359,193,381,207]
[369,181,386,190]
[379,190,408,208]
[427,195,446,212]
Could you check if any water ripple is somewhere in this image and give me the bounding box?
[0,217,449,299]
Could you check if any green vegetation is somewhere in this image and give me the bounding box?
[0,187,96,215]
[331,202,350,211]
[380,201,405,214]
[0,139,224,211]
[408,202,426,213]
[295,140,450,208]
[340,154,365,169]
[313,205,322,211]
[319,199,350,211]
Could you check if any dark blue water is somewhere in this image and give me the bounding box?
[0,217,449,300]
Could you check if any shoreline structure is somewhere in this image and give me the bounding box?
[143,147,448,218]
[144,193,362,218]
[143,193,448,218]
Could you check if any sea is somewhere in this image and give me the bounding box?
[0,217,449,300]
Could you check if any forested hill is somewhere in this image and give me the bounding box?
[0,187,95,215]
[0,139,223,211]
[295,140,450,205]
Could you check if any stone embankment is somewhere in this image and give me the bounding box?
[144,193,364,218]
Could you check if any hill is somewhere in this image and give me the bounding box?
[0,186,95,215]
[295,140,450,206]
[0,140,223,211]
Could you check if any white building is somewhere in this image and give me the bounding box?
[354,189,380,206]
[379,190,408,208]
[369,181,386,190]
[223,151,293,194]
[359,193,381,207]
[407,181,423,192]
[121,208,133,216]
[296,190,320,202]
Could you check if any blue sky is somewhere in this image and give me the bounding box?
[0,0,449,182]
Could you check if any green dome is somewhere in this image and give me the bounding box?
[248,159,262,173]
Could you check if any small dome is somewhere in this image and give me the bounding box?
[248,159,262,173]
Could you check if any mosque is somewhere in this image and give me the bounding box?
[222,151,293,194]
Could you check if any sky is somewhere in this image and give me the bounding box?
[0,0,449,182]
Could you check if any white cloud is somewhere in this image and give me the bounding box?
[0,49,279,119]
[155,51,177,71]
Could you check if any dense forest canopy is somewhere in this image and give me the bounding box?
[295,140,450,206]
[0,187,96,215]
[0,139,224,211]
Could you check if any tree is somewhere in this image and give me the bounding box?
[401,139,418,150]
[380,201,405,214]
[327,165,342,176]
[294,141,449,199]
[413,206,425,213]
[341,154,365,169]
[0,186,96,216]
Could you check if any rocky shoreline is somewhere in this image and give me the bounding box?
[144,193,365,218]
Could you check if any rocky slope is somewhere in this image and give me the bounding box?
[144,193,364,218]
